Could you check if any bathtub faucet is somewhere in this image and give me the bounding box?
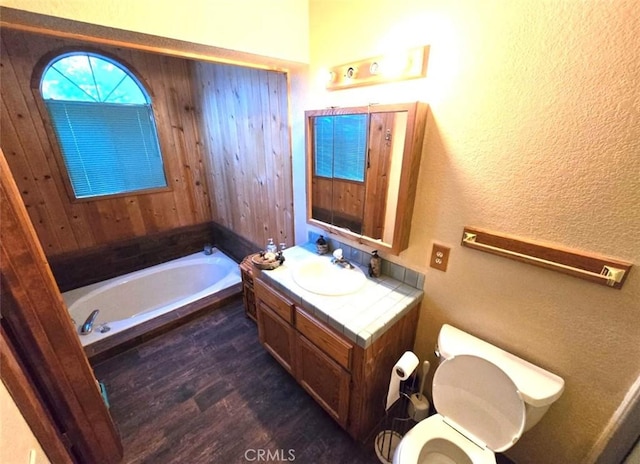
[80,309,100,335]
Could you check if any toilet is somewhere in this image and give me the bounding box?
[393,324,564,464]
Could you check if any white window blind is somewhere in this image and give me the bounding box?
[314,114,367,182]
[46,101,166,198]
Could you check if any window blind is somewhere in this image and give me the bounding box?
[46,100,167,198]
[314,116,334,178]
[313,114,367,182]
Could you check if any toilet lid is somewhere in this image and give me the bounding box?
[433,354,526,453]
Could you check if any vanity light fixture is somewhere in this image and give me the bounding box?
[325,45,429,91]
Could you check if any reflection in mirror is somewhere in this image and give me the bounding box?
[312,113,368,234]
[363,110,407,243]
[305,102,428,255]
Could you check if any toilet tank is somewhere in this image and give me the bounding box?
[436,324,565,430]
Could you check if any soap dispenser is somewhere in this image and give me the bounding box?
[316,235,328,255]
[369,250,381,277]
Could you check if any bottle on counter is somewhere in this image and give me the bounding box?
[266,238,277,254]
[369,250,381,277]
[316,235,329,255]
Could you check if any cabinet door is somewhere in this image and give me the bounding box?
[256,302,296,374]
[242,282,256,321]
[296,334,351,428]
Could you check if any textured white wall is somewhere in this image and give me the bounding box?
[0,0,310,63]
[307,1,640,463]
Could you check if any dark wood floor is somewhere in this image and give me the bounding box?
[93,300,379,464]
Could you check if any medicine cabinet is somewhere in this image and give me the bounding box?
[305,102,428,255]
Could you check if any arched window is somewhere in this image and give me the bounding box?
[40,52,167,199]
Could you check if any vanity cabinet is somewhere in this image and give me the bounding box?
[254,276,420,442]
[255,278,352,428]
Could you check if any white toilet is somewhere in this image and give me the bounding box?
[393,324,564,464]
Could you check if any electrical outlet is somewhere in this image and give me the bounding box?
[430,244,450,272]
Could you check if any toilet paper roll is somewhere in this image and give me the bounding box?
[385,351,419,411]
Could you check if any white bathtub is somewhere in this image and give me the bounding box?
[63,249,241,347]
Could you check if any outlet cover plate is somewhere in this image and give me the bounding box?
[430,244,450,272]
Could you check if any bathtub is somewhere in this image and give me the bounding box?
[63,249,241,347]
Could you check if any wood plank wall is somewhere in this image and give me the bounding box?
[193,62,294,250]
[312,176,365,232]
[1,28,294,260]
[0,29,211,256]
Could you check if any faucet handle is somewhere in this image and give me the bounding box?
[332,248,343,260]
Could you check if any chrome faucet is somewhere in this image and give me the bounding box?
[203,243,213,255]
[80,309,100,335]
[331,248,354,269]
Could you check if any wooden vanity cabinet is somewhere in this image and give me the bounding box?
[255,278,352,428]
[254,276,420,442]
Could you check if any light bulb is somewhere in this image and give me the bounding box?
[345,66,357,79]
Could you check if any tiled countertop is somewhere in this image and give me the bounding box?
[256,244,423,349]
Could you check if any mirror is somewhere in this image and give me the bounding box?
[305,102,428,255]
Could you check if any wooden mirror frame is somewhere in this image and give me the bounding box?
[305,102,428,255]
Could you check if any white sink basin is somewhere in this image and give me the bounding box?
[292,260,367,296]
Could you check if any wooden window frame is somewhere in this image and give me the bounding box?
[30,46,172,203]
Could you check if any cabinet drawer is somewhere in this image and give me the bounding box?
[295,308,352,371]
[255,279,294,324]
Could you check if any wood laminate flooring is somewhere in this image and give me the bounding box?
[93,300,379,464]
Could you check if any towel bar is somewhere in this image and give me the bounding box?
[461,227,632,289]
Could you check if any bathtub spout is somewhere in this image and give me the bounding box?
[80,309,100,335]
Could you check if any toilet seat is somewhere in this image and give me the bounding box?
[433,355,525,452]
[394,414,496,464]
[393,355,526,464]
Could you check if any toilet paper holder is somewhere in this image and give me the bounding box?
[375,388,416,464]
[376,356,431,464]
